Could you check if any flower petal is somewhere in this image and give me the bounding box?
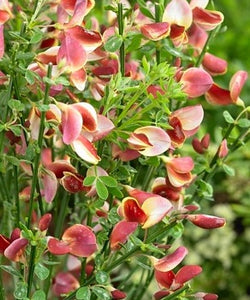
[122,197,147,224]
[180,67,213,98]
[175,265,202,284]
[72,103,98,133]
[48,238,70,255]
[155,270,175,289]
[153,246,188,272]
[4,238,28,262]
[229,70,248,103]
[193,7,224,31]
[163,0,193,29]
[141,22,170,41]
[70,69,87,91]
[141,196,173,228]
[202,53,227,76]
[110,220,138,250]
[62,224,97,257]
[71,135,100,164]
[60,103,83,144]
[187,214,226,229]
[205,83,232,105]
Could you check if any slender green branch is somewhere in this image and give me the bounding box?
[195,30,214,67]
[27,63,53,228]
[155,1,161,65]
[27,245,37,297]
[13,164,20,227]
[118,3,125,76]
[162,285,189,300]
[80,258,87,285]
[54,192,70,238]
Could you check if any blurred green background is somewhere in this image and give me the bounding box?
[183,1,250,299]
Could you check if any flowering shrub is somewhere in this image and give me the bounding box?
[0,0,249,299]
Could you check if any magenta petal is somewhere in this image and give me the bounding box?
[141,196,173,228]
[141,22,170,41]
[155,270,175,289]
[154,246,188,272]
[4,238,28,262]
[70,69,87,91]
[60,104,83,144]
[52,272,80,297]
[202,53,227,76]
[41,169,58,203]
[175,265,202,284]
[163,0,193,29]
[110,220,138,250]
[0,234,10,253]
[71,135,100,164]
[0,25,4,59]
[180,67,213,98]
[57,34,87,72]
[62,224,97,257]
[205,83,232,105]
[229,70,248,103]
[187,214,226,229]
[48,238,70,255]
[91,114,115,142]
[72,102,98,132]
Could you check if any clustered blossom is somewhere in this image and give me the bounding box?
[0,0,248,299]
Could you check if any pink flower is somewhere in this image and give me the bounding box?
[127,126,171,156]
[141,22,170,41]
[205,71,248,105]
[180,68,213,98]
[48,224,97,257]
[218,139,228,158]
[202,53,228,76]
[163,156,194,187]
[52,272,79,297]
[186,214,226,229]
[167,105,204,147]
[152,246,188,272]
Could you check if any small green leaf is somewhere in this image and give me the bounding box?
[142,56,150,74]
[223,111,234,124]
[34,263,49,280]
[96,179,108,200]
[92,286,111,300]
[0,265,23,278]
[9,125,22,136]
[237,118,250,128]
[25,70,36,85]
[95,271,109,284]
[83,176,96,186]
[197,179,214,199]
[6,155,20,166]
[55,76,70,86]
[108,207,121,224]
[76,287,91,300]
[14,282,28,299]
[30,30,43,44]
[108,186,123,199]
[104,35,123,52]
[31,290,46,300]
[99,176,117,187]
[137,0,155,19]
[8,99,25,111]
[222,164,235,176]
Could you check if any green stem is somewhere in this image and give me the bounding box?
[195,30,214,67]
[27,63,52,228]
[0,78,13,155]
[13,164,20,227]
[54,192,70,238]
[118,3,125,76]
[27,245,37,297]
[136,269,154,300]
[141,166,156,191]
[0,257,4,300]
[155,1,161,65]
[80,259,87,285]
[162,285,189,300]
